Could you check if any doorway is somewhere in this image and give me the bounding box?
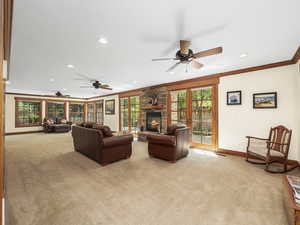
[168,85,218,150]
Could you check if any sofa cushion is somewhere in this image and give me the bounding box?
[166,124,186,135]
[84,122,95,128]
[92,124,113,137]
[103,134,133,148]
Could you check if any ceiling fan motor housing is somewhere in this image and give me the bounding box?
[93,81,101,89]
[176,49,193,62]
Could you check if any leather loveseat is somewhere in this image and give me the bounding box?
[43,118,72,133]
[72,123,133,166]
[147,124,190,163]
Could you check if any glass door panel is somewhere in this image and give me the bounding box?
[191,87,213,146]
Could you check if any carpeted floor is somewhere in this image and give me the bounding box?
[5,133,296,225]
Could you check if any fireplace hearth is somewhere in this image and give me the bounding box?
[146,112,162,132]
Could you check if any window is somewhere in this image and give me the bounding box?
[15,99,42,127]
[170,90,187,124]
[120,96,140,132]
[87,103,95,122]
[120,97,129,131]
[95,101,104,124]
[47,102,66,119]
[130,96,140,132]
[69,103,85,123]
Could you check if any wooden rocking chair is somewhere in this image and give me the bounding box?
[246,125,297,173]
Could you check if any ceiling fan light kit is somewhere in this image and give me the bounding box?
[152,40,223,72]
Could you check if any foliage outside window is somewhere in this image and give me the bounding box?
[130,96,140,132]
[87,103,95,122]
[170,90,187,124]
[191,87,212,144]
[120,97,129,131]
[69,103,85,123]
[120,96,140,132]
[15,99,41,127]
[47,102,65,119]
[95,101,104,124]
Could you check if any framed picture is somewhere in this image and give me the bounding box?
[227,91,242,105]
[253,92,277,109]
[105,99,115,115]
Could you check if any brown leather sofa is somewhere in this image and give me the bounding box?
[72,124,133,166]
[43,118,72,133]
[147,124,190,162]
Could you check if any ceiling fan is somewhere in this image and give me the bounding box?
[54,91,70,97]
[152,40,223,72]
[74,72,112,90]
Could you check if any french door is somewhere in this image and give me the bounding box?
[119,96,141,133]
[168,85,218,150]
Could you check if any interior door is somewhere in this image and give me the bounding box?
[169,85,217,150]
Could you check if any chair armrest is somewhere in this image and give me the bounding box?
[103,134,133,148]
[147,134,176,146]
[266,141,288,146]
[246,136,268,141]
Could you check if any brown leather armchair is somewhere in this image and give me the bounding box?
[147,124,190,163]
[72,125,133,166]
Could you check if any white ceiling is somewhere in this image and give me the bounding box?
[7,0,300,97]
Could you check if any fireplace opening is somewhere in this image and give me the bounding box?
[146,112,162,132]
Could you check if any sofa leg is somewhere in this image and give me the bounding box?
[100,163,108,167]
[170,160,176,163]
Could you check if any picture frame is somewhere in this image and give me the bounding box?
[105,99,115,115]
[227,91,242,105]
[253,92,277,109]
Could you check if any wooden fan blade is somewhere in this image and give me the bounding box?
[152,58,177,61]
[100,84,109,88]
[100,87,113,90]
[192,47,223,59]
[180,40,190,55]
[191,60,204,69]
[166,62,181,72]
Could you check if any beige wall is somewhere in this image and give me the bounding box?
[5,94,84,134]
[87,95,119,131]
[219,64,300,160]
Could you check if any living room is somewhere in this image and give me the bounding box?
[1,0,300,225]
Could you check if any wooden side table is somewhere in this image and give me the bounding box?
[283,175,300,225]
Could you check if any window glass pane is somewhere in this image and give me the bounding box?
[191,87,213,145]
[47,102,65,119]
[69,103,84,123]
[16,100,41,126]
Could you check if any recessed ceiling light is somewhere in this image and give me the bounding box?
[67,64,74,68]
[240,53,248,58]
[49,78,55,82]
[98,37,108,44]
[169,71,175,74]
[5,81,10,85]
[133,80,137,84]
[62,88,67,91]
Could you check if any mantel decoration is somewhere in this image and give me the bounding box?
[227,91,242,105]
[105,99,115,115]
[253,92,277,109]
[143,87,160,105]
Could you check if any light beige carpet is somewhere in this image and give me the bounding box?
[5,133,296,225]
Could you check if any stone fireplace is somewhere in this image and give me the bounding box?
[140,87,168,133]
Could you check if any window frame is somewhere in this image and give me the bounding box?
[46,100,67,119]
[69,102,85,123]
[95,100,104,124]
[15,97,42,128]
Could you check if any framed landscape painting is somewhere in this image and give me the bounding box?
[253,92,277,109]
[105,99,115,115]
[227,91,242,105]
